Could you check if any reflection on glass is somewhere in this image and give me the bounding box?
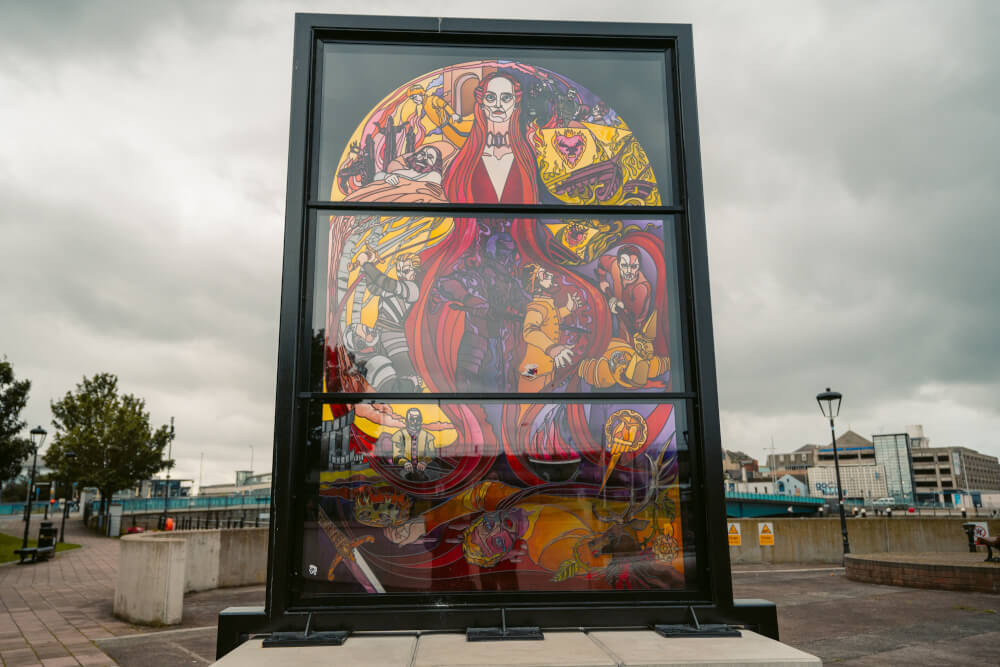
[303,401,687,593]
[317,216,678,394]
[330,59,662,207]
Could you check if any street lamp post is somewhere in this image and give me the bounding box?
[21,426,47,550]
[817,388,850,557]
[60,451,77,543]
[161,417,174,530]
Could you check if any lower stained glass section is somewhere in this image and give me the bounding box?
[300,401,691,593]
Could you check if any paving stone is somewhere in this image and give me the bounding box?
[41,657,81,667]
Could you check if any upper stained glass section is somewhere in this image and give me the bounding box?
[327,59,664,207]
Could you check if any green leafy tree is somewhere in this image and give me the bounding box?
[0,357,32,483]
[44,373,174,513]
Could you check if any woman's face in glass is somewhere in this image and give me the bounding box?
[483,77,516,123]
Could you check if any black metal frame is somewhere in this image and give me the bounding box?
[217,13,776,658]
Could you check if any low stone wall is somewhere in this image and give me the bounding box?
[846,552,1000,594]
[728,517,1000,564]
[113,527,267,625]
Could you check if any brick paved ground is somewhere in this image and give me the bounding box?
[0,515,140,667]
[4,515,1000,666]
[733,565,1000,664]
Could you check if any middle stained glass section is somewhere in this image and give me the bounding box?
[312,214,683,395]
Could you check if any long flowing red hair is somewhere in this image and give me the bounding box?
[444,73,539,204]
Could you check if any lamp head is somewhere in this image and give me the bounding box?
[29,425,47,449]
[816,388,842,419]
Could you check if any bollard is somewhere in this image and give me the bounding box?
[962,522,978,552]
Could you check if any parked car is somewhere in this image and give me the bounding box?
[873,497,895,507]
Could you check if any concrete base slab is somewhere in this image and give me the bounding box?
[414,631,613,667]
[212,636,417,666]
[590,630,821,666]
[212,631,821,666]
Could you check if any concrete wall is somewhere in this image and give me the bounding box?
[181,530,221,592]
[729,517,1000,564]
[114,535,185,625]
[218,528,268,588]
[114,527,267,626]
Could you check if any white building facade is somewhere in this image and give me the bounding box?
[808,465,888,501]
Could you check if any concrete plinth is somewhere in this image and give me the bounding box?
[211,631,820,666]
[113,535,185,625]
[591,630,821,666]
[114,528,268,627]
[415,631,614,666]
[212,637,417,666]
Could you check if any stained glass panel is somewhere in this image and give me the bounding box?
[300,400,693,594]
[310,214,684,394]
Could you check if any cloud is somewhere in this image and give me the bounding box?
[2,0,998,489]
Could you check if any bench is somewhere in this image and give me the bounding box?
[14,546,55,564]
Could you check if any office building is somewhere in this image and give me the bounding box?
[872,433,916,505]
[906,424,930,449]
[910,446,1000,505]
[816,431,875,466]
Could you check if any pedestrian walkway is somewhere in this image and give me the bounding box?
[0,516,135,666]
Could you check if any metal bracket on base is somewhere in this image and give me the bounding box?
[262,613,351,648]
[467,609,544,641]
[653,606,742,638]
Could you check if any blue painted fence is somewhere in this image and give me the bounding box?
[724,491,824,505]
[0,502,52,516]
[87,494,271,514]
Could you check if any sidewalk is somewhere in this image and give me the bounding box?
[0,515,138,667]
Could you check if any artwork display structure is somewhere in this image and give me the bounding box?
[216,13,778,658]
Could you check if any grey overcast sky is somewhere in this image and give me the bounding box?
[2,0,998,487]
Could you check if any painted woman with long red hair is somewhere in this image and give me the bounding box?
[444,73,538,204]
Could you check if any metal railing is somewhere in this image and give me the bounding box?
[0,501,52,516]
[724,491,825,505]
[86,494,271,515]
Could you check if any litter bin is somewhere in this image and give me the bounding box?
[37,522,58,560]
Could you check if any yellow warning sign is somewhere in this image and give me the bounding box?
[758,522,775,546]
[727,522,741,546]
